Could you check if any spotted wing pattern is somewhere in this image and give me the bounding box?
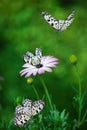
[14,99,45,127]
[23,48,42,66]
[23,51,34,63]
[32,100,45,116]
[59,10,75,31]
[42,10,75,32]
[36,48,42,59]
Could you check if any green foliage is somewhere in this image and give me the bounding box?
[43,108,69,130]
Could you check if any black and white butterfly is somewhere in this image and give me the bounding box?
[23,48,42,68]
[42,10,75,32]
[14,99,45,127]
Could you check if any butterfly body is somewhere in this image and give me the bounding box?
[14,99,45,127]
[42,10,75,32]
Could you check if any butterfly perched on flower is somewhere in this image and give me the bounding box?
[14,99,45,127]
[23,48,42,68]
[20,48,58,77]
[42,10,75,32]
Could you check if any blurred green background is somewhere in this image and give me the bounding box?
[0,0,87,129]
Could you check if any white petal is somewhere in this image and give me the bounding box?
[44,62,58,67]
[38,68,45,74]
[25,71,33,78]
[23,63,34,68]
[41,56,46,64]
[20,69,29,76]
[20,68,29,74]
[43,67,52,72]
[41,56,52,64]
[20,67,37,77]
[42,56,58,65]
[32,69,38,76]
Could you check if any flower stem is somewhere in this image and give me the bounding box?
[74,64,82,128]
[40,77,53,110]
[32,85,39,100]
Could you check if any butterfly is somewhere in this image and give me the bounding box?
[42,10,75,32]
[23,48,42,68]
[14,99,45,127]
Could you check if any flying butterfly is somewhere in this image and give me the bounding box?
[42,10,75,32]
[14,99,45,127]
[23,48,42,68]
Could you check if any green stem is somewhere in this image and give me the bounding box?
[74,64,82,128]
[80,110,87,126]
[75,65,81,98]
[32,85,39,100]
[40,77,53,110]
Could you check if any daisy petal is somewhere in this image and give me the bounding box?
[23,63,33,68]
[20,68,29,74]
[41,56,46,63]
[25,71,33,78]
[32,69,38,76]
[43,67,52,72]
[20,69,29,76]
[44,57,58,64]
[38,68,45,74]
[44,62,58,67]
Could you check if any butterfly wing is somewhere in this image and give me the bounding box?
[23,51,34,63]
[32,100,45,116]
[15,105,24,115]
[28,48,42,66]
[14,99,32,127]
[15,99,32,114]
[59,19,73,31]
[22,99,32,107]
[24,49,42,66]
[59,10,75,31]
[42,11,63,30]
[14,114,30,127]
[22,99,32,116]
[36,48,42,59]
[67,10,75,20]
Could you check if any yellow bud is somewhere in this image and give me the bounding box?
[27,77,33,84]
[69,55,77,64]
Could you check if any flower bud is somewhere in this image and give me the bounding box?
[69,55,77,64]
[27,77,33,84]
